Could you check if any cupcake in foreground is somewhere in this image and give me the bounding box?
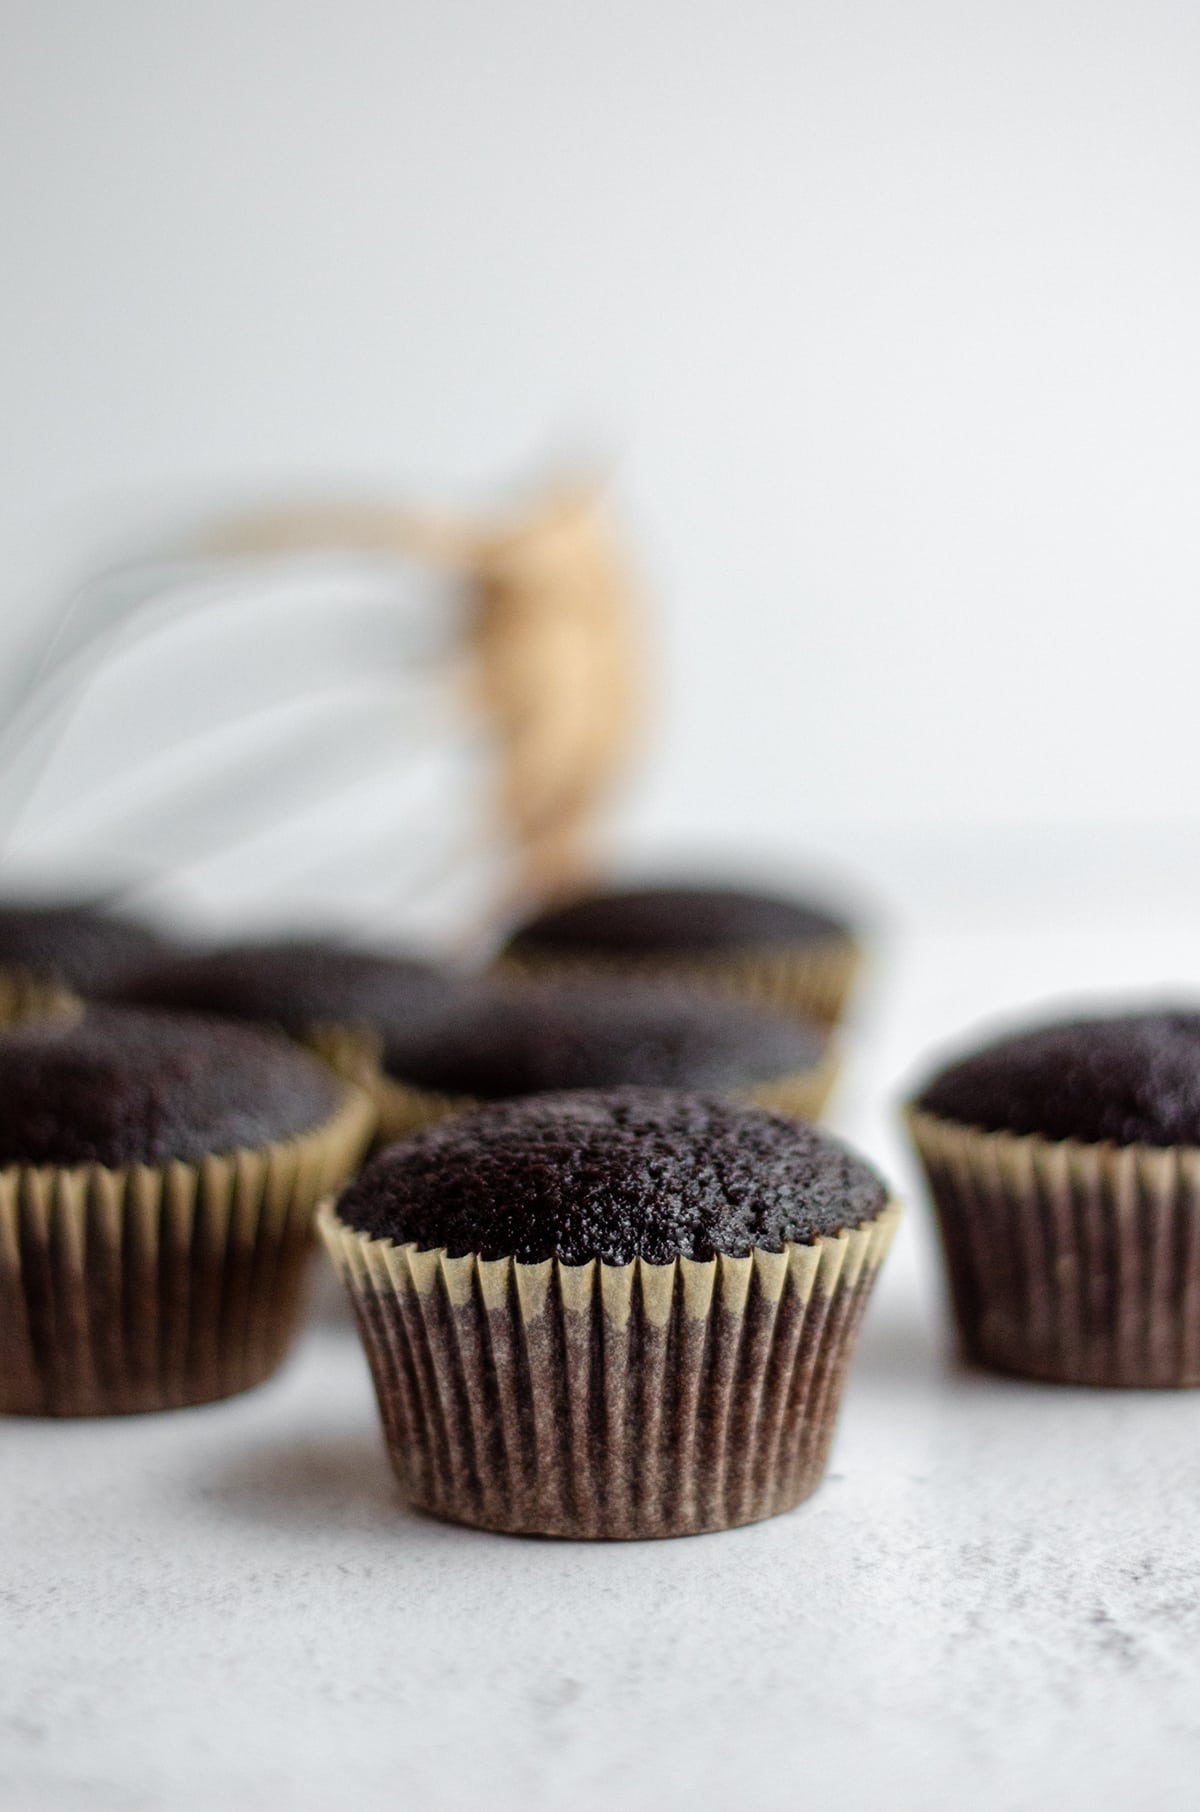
[373,974,836,1140]
[0,899,167,993]
[322,1088,898,1539]
[907,1009,1200,1387]
[0,1005,373,1415]
[500,882,861,1028]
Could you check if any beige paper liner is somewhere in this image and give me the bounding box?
[0,1083,375,1416]
[371,1054,840,1148]
[907,1106,1200,1387]
[0,969,84,1030]
[303,1021,387,1091]
[321,1200,899,1538]
[497,934,862,1033]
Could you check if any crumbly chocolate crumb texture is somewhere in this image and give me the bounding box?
[0,1005,339,1168]
[505,884,850,956]
[339,1087,886,1264]
[381,975,824,1097]
[918,1010,1200,1147]
[112,939,465,1041]
[0,902,165,993]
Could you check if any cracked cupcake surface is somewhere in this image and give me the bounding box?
[337,1086,886,1264]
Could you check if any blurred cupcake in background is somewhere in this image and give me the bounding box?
[0,899,169,994]
[499,881,862,1030]
[322,1087,899,1538]
[111,936,469,1053]
[368,972,837,1141]
[906,1008,1200,1387]
[0,1003,373,1415]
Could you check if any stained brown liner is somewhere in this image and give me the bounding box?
[0,1084,375,1416]
[372,1057,840,1147]
[907,1106,1200,1387]
[497,934,862,1032]
[321,1201,899,1538]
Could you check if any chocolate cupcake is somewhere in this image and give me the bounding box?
[907,1008,1200,1387]
[322,1088,898,1538]
[501,882,860,1029]
[372,974,836,1141]
[0,900,166,993]
[111,938,465,1042]
[0,1005,373,1415]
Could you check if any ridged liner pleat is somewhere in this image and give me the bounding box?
[0,970,81,1029]
[320,1201,899,1538]
[0,1084,375,1416]
[372,1061,839,1149]
[495,935,862,1033]
[907,1106,1200,1387]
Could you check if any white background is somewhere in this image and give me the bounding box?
[2,0,1199,870]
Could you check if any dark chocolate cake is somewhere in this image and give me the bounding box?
[339,1086,886,1265]
[0,1004,340,1167]
[0,902,166,993]
[917,1010,1200,1147]
[113,939,466,1043]
[504,884,851,958]
[380,976,825,1098]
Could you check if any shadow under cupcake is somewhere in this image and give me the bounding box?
[322,1087,898,1539]
[906,1008,1200,1388]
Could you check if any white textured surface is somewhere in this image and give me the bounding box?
[5,908,1200,1811]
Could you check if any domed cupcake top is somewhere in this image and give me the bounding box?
[504,884,851,957]
[339,1087,886,1264]
[917,1009,1200,1147]
[112,939,467,1040]
[0,1005,341,1168]
[381,975,825,1097]
[0,901,166,993]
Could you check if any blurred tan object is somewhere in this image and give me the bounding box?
[0,476,644,944]
[466,488,642,902]
[211,480,644,905]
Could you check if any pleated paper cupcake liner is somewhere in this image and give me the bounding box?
[907,1107,1200,1387]
[497,936,862,1032]
[743,1056,840,1122]
[373,1078,480,1145]
[321,1201,899,1539]
[0,969,83,1030]
[371,1058,840,1149]
[0,1083,375,1416]
[302,1022,387,1090]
